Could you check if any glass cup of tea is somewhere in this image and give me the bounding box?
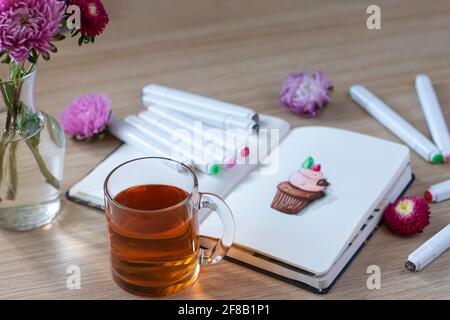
[103,157,235,296]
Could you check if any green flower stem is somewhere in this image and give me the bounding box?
[6,141,18,201]
[5,112,11,131]
[1,63,61,195]
[25,140,60,190]
[0,142,6,201]
[0,131,13,198]
[0,81,11,107]
[0,80,16,132]
[1,63,61,199]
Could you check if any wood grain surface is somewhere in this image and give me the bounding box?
[0,0,449,299]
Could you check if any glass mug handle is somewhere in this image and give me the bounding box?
[198,192,235,265]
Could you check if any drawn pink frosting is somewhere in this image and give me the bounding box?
[289,168,328,192]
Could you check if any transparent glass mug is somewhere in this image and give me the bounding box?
[104,157,235,296]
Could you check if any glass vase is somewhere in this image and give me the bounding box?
[0,67,65,231]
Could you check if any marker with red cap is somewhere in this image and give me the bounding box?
[141,105,251,163]
[424,179,450,203]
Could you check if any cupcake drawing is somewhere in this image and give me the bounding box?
[271,156,330,214]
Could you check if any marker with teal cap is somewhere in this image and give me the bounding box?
[349,85,444,165]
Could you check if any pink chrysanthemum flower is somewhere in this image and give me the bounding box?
[60,93,111,140]
[0,0,64,63]
[0,0,14,12]
[383,196,430,236]
[279,70,333,117]
[70,0,109,37]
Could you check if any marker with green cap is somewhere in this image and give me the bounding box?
[349,85,445,165]
[207,163,222,175]
[123,115,223,176]
[183,158,222,176]
[175,154,221,176]
[184,158,222,176]
[431,153,444,165]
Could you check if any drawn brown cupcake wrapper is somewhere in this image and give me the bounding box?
[271,181,324,215]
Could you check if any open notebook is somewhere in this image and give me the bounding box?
[67,115,413,293]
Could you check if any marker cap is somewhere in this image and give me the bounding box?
[224,158,236,169]
[240,147,250,158]
[208,164,222,175]
[431,153,444,164]
[405,261,417,272]
[424,191,433,202]
[442,151,450,163]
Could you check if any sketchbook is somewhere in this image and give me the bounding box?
[67,115,413,293]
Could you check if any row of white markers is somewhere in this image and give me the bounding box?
[109,85,258,176]
[350,75,450,164]
[350,75,450,204]
[350,76,450,272]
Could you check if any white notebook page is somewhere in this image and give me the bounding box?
[201,127,410,275]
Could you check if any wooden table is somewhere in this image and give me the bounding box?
[1,0,449,299]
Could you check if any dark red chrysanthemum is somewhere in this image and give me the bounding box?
[70,0,109,37]
[383,196,430,236]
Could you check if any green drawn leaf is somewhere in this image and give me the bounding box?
[301,156,315,169]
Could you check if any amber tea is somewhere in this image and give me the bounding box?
[103,157,234,297]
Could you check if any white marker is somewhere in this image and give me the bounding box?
[405,224,450,271]
[143,84,259,122]
[349,85,444,164]
[424,179,450,203]
[108,117,195,170]
[142,94,259,132]
[137,111,237,169]
[415,75,450,161]
[144,105,251,160]
[124,115,222,176]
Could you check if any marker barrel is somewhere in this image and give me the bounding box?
[137,111,236,168]
[143,84,258,121]
[142,94,259,132]
[415,75,450,160]
[144,105,251,159]
[424,179,450,202]
[406,224,450,271]
[349,85,443,164]
[124,115,221,175]
[108,117,195,170]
